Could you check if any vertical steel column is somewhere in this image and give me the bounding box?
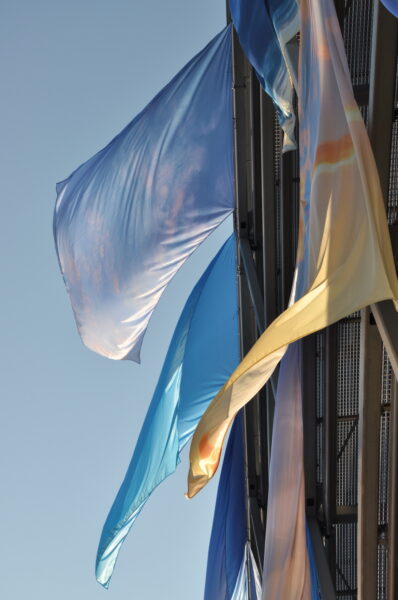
[368,0,398,374]
[363,6,398,598]
[324,324,338,573]
[260,91,278,464]
[279,148,297,311]
[231,28,257,594]
[388,378,398,599]
[231,27,268,580]
[357,308,383,600]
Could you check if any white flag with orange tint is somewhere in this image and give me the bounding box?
[187,0,398,501]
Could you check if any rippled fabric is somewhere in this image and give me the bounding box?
[229,0,299,149]
[96,234,239,588]
[204,412,249,600]
[231,544,262,600]
[381,0,398,18]
[54,26,233,362]
[187,0,398,500]
[262,342,311,599]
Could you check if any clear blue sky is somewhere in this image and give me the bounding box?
[0,1,231,598]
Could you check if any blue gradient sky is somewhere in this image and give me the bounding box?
[0,1,230,598]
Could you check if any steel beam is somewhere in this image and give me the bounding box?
[388,378,398,600]
[260,90,278,462]
[372,300,398,382]
[368,0,398,203]
[302,335,318,514]
[357,307,383,600]
[308,517,336,600]
[231,28,270,583]
[239,238,265,334]
[324,324,338,575]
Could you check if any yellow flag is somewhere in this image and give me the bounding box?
[187,0,398,499]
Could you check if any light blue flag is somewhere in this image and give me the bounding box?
[229,0,299,149]
[204,411,261,600]
[54,26,233,363]
[96,234,239,588]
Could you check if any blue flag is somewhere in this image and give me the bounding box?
[380,0,398,17]
[229,0,299,149]
[54,26,233,363]
[96,234,239,588]
[204,413,246,599]
[204,411,261,600]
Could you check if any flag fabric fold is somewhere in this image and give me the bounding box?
[229,0,299,149]
[96,234,239,588]
[261,342,311,599]
[54,26,233,363]
[187,0,398,499]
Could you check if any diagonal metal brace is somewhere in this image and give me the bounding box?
[239,238,265,334]
[307,517,336,599]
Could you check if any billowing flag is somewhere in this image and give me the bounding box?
[187,0,398,499]
[204,412,261,600]
[96,234,239,588]
[54,26,233,363]
[229,0,299,148]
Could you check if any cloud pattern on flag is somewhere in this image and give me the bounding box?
[187,0,398,500]
[96,234,239,588]
[54,26,233,363]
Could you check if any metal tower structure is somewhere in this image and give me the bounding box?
[229,2,398,597]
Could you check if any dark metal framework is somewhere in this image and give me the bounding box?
[229,1,398,598]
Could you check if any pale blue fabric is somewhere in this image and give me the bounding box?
[204,412,246,600]
[229,0,299,149]
[54,26,233,363]
[96,234,239,588]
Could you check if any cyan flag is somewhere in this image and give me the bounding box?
[96,234,239,588]
[54,26,233,363]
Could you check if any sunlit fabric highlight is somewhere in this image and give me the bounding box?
[229,0,299,149]
[187,0,398,499]
[261,343,311,599]
[54,26,233,362]
[232,544,262,600]
[204,412,260,600]
[96,234,239,588]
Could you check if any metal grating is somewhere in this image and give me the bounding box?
[273,115,283,313]
[377,540,388,600]
[377,349,393,599]
[337,318,360,418]
[387,57,398,225]
[343,0,373,86]
[335,522,357,598]
[316,332,326,486]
